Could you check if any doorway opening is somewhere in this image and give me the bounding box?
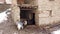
[20,9,35,25]
[27,13,35,25]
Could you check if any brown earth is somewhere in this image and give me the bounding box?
[0,15,60,34]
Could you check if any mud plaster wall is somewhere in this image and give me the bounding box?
[37,0,60,26]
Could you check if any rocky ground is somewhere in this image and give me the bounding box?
[0,15,60,34]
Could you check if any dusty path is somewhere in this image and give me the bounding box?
[0,15,60,34]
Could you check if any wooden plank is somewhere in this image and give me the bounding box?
[18,4,38,9]
[20,9,33,10]
[18,4,38,7]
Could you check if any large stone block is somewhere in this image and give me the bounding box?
[38,16,60,26]
[38,10,50,17]
[51,16,60,23]
[39,17,51,26]
[52,11,60,17]
[11,6,20,23]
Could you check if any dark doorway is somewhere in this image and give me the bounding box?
[27,13,35,25]
[32,13,35,25]
[20,9,35,25]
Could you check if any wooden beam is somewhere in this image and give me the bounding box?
[18,4,38,10]
[20,9,33,10]
[18,4,38,9]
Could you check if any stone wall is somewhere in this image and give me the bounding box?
[11,0,20,23]
[11,0,60,26]
[37,0,60,26]
[17,0,24,4]
[24,0,38,5]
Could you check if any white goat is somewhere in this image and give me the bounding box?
[51,29,60,34]
[0,8,11,23]
[16,21,24,30]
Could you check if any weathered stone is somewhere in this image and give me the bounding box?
[11,0,20,23]
[38,10,50,17]
[11,0,60,26]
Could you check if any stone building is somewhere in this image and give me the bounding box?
[0,0,60,26]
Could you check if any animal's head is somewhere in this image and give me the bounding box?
[5,8,11,15]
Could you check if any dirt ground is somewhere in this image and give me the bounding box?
[0,15,60,34]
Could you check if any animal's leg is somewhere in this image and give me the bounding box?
[21,26,23,29]
[17,27,21,30]
[17,25,21,30]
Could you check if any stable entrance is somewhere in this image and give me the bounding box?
[19,4,37,25]
[20,10,35,25]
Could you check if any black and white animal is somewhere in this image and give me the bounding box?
[16,21,24,30]
[0,8,11,23]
